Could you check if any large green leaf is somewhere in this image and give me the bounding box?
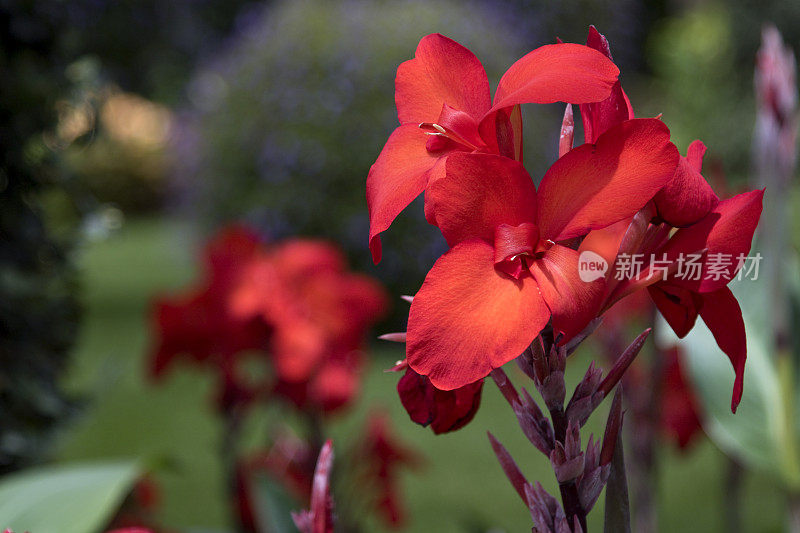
[604,438,631,533]
[250,472,300,533]
[672,271,792,481]
[0,460,140,533]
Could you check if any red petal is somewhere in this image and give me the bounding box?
[407,241,549,390]
[425,152,537,247]
[699,287,747,412]
[367,124,439,263]
[490,43,619,112]
[395,34,491,124]
[648,283,702,338]
[685,139,706,171]
[578,218,631,270]
[654,140,719,227]
[531,244,605,342]
[536,118,679,241]
[661,189,764,293]
[580,26,635,144]
[397,368,483,434]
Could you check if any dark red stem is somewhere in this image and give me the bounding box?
[491,367,521,406]
[549,405,588,531]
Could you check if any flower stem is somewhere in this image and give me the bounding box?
[221,406,245,532]
[549,405,588,531]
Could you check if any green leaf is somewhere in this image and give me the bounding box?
[250,472,300,533]
[0,459,140,533]
[673,274,788,478]
[604,437,631,533]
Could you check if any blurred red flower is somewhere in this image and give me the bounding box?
[231,240,388,413]
[660,347,704,449]
[358,413,421,527]
[148,225,269,407]
[149,226,387,414]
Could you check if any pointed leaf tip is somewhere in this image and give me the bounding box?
[598,328,651,396]
[488,431,530,505]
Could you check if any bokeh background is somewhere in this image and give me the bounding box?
[1,0,799,531]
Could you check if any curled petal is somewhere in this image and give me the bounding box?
[536,119,679,241]
[367,124,440,262]
[699,287,746,412]
[654,140,718,227]
[491,43,619,112]
[407,241,549,390]
[397,368,483,434]
[531,245,605,343]
[648,283,703,338]
[425,152,538,247]
[395,33,491,124]
[661,189,764,293]
[580,26,635,144]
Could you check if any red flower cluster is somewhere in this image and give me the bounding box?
[149,226,388,414]
[370,27,762,430]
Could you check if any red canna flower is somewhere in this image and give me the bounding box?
[648,191,762,410]
[592,188,763,411]
[575,26,763,413]
[150,227,387,414]
[406,119,678,390]
[367,33,621,263]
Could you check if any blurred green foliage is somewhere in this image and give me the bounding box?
[0,1,81,475]
[171,0,532,317]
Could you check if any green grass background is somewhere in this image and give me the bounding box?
[56,218,786,532]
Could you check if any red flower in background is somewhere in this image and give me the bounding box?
[232,240,387,413]
[149,226,387,414]
[358,413,422,527]
[149,225,269,381]
[367,33,621,262]
[660,346,704,449]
